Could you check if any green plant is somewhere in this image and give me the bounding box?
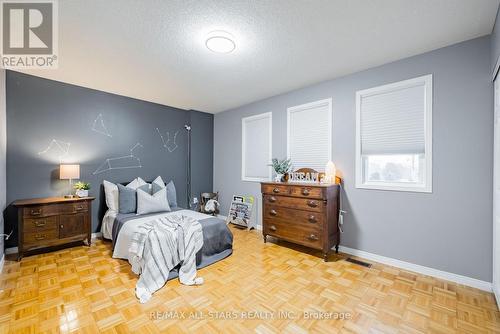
[269,158,292,175]
[74,182,91,190]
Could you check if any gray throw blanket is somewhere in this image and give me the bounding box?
[130,215,204,303]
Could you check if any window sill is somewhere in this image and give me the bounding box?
[356,182,432,193]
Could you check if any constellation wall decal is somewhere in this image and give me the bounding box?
[92,113,112,138]
[38,139,71,162]
[156,128,179,153]
[93,142,143,175]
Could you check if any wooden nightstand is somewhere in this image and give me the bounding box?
[13,196,95,261]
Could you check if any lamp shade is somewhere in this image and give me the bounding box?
[60,164,80,180]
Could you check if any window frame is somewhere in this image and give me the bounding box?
[287,98,333,171]
[355,75,433,193]
[241,112,273,182]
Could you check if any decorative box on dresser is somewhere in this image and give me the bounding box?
[261,181,340,261]
[13,196,95,261]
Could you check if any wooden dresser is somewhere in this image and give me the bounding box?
[13,197,95,260]
[261,182,340,261]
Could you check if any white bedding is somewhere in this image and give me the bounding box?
[101,209,117,240]
[111,209,215,260]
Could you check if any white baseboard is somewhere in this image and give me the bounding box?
[91,232,102,240]
[0,254,4,274]
[494,284,500,308]
[338,245,492,292]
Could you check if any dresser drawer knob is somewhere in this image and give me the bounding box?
[268,196,277,203]
[272,188,280,193]
[302,188,310,196]
[269,225,277,231]
[307,200,318,208]
[60,224,64,229]
[308,234,319,241]
[30,209,42,216]
[308,215,316,223]
[35,234,46,240]
[34,221,46,227]
[269,209,277,216]
[75,205,84,210]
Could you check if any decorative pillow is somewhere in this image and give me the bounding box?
[166,181,178,208]
[118,183,150,214]
[127,177,147,190]
[103,180,119,212]
[104,179,149,213]
[152,176,177,208]
[137,186,171,215]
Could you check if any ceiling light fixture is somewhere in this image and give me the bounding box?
[205,31,236,54]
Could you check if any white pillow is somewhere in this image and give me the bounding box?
[152,175,165,188]
[127,177,147,190]
[103,178,148,212]
[137,187,171,215]
[103,180,119,212]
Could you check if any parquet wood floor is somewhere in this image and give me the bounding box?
[0,226,499,333]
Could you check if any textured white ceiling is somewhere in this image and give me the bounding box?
[19,0,500,113]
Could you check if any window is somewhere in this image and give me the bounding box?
[241,112,272,182]
[356,75,432,192]
[287,98,332,171]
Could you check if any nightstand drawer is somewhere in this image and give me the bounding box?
[24,230,58,244]
[23,205,58,218]
[24,217,57,233]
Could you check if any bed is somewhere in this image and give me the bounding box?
[101,207,233,280]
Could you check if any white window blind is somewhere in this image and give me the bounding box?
[242,112,272,182]
[287,98,332,172]
[360,84,425,155]
[355,74,433,193]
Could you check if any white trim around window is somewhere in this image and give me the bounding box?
[241,112,273,182]
[355,75,433,193]
[287,98,332,172]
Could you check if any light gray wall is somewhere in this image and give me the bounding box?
[492,6,500,75]
[0,69,5,260]
[6,71,213,248]
[214,36,493,281]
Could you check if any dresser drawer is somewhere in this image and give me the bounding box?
[289,185,324,199]
[262,184,290,196]
[24,217,57,233]
[263,217,322,249]
[23,205,59,218]
[264,195,324,212]
[24,230,58,245]
[264,206,324,228]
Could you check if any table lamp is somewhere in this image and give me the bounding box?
[60,164,80,198]
[324,161,336,184]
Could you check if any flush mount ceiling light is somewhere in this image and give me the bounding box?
[205,31,236,54]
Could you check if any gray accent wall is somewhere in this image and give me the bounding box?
[0,69,5,261]
[214,36,493,281]
[5,71,213,248]
[189,110,214,204]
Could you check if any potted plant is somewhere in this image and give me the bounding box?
[269,158,292,182]
[74,182,91,198]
